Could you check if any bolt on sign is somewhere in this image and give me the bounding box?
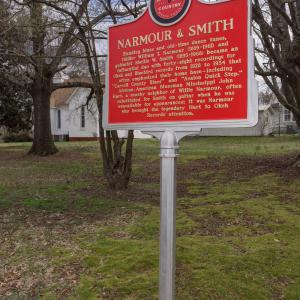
[103,0,258,131]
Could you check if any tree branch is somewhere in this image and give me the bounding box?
[268,0,300,36]
[52,81,104,91]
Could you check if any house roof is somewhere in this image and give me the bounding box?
[50,86,77,107]
[50,77,94,108]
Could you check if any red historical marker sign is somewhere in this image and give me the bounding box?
[104,2,257,298]
[103,0,257,131]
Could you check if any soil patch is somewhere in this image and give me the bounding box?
[186,211,273,237]
[179,153,300,183]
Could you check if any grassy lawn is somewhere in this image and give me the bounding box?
[1,136,300,299]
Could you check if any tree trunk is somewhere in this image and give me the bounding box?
[96,95,134,190]
[98,127,134,190]
[28,75,58,156]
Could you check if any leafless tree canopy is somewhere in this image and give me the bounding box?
[0,0,145,153]
[44,0,147,189]
[253,0,300,126]
[1,0,147,187]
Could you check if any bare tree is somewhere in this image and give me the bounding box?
[1,0,94,155]
[90,0,146,189]
[40,0,146,189]
[258,89,276,105]
[253,0,300,125]
[253,0,300,165]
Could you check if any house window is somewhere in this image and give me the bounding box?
[81,106,85,128]
[57,109,61,129]
[284,109,291,122]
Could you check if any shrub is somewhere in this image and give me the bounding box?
[3,133,33,143]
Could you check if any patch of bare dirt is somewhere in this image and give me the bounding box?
[269,276,293,300]
[179,153,300,183]
[127,153,300,202]
[0,262,84,299]
[0,147,89,163]
[186,211,273,237]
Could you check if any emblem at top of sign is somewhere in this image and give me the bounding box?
[149,0,191,26]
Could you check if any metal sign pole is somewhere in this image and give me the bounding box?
[159,130,178,300]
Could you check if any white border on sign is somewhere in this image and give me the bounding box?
[103,0,257,132]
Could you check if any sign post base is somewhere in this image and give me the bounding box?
[144,130,200,300]
[159,131,178,300]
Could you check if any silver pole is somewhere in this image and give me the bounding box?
[159,130,178,300]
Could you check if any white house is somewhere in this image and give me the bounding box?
[50,79,150,141]
[271,103,298,134]
[50,82,99,141]
[198,104,275,136]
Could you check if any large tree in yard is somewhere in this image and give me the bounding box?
[1,0,92,155]
[41,0,146,189]
[1,0,146,189]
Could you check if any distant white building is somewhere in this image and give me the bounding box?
[271,103,298,134]
[198,104,275,136]
[50,79,150,141]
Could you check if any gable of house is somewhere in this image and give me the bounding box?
[50,77,99,140]
[50,76,93,108]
